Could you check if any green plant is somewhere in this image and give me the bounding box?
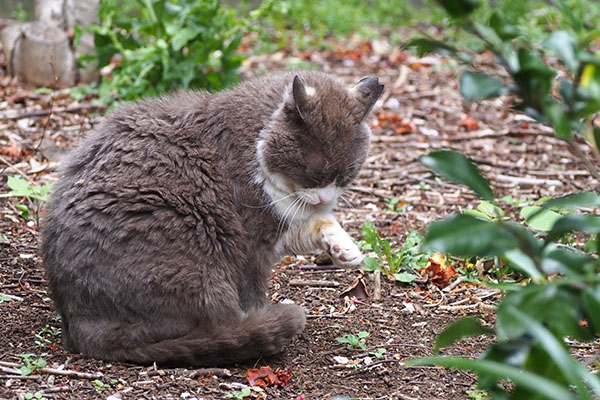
[361,223,432,283]
[19,353,47,376]
[408,0,600,179]
[78,0,243,104]
[337,331,369,350]
[370,348,387,359]
[24,392,45,400]
[384,197,404,212]
[11,3,28,22]
[226,387,251,399]
[409,149,600,399]
[0,176,54,227]
[34,325,61,350]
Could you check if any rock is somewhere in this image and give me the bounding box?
[3,22,75,87]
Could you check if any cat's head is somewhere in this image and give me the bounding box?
[256,72,383,217]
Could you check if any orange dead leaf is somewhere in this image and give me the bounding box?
[376,112,415,134]
[459,116,479,131]
[423,253,457,287]
[0,143,29,160]
[246,366,291,387]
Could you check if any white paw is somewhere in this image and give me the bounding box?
[322,228,363,268]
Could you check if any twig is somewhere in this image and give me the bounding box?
[0,361,102,379]
[442,276,465,292]
[495,174,563,187]
[289,279,340,287]
[0,293,24,301]
[306,314,348,319]
[35,54,58,153]
[372,270,381,301]
[0,374,42,381]
[0,155,32,182]
[1,105,106,120]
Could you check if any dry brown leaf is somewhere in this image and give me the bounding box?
[423,253,457,288]
[459,116,479,131]
[339,272,370,300]
[246,366,291,387]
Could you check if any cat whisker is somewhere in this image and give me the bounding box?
[339,193,355,211]
[276,195,302,238]
[243,192,296,210]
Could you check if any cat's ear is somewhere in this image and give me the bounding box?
[291,75,309,121]
[352,77,384,121]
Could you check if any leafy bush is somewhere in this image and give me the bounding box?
[410,150,600,399]
[77,0,243,103]
[408,0,600,179]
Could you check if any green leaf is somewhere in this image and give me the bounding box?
[434,317,493,352]
[544,31,579,72]
[583,287,600,334]
[547,215,600,242]
[477,201,504,218]
[404,38,458,58]
[544,101,572,140]
[419,150,494,200]
[541,244,596,275]
[460,71,504,101]
[463,209,491,221]
[362,257,381,272]
[357,331,370,339]
[542,191,600,210]
[407,357,575,400]
[489,11,520,40]
[392,272,417,283]
[7,176,32,197]
[437,0,481,18]
[502,248,543,281]
[171,28,198,51]
[507,306,600,398]
[424,215,516,257]
[521,206,562,231]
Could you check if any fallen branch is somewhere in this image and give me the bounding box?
[1,104,106,120]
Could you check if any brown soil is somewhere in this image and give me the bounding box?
[1,32,598,400]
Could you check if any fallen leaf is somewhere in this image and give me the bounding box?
[375,112,415,134]
[0,143,29,160]
[422,253,457,287]
[459,116,479,131]
[246,366,291,387]
[339,272,370,300]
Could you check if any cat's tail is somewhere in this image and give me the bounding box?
[106,303,306,367]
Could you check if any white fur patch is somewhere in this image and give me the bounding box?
[305,86,316,96]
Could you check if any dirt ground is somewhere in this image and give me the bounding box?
[1,32,599,400]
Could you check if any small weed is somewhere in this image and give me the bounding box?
[226,387,251,399]
[0,176,54,227]
[19,353,47,376]
[24,392,45,400]
[337,331,369,350]
[34,325,61,350]
[361,222,432,283]
[467,389,490,400]
[370,348,387,359]
[384,197,404,212]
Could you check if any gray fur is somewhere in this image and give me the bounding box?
[41,71,383,366]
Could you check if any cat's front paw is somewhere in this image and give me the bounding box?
[320,224,363,268]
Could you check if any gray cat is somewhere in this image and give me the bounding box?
[41,71,383,366]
